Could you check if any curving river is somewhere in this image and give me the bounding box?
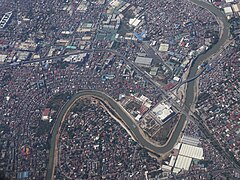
[185,0,230,108]
[46,1,230,179]
[168,0,231,157]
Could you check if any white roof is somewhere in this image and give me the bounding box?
[0,11,12,29]
[169,155,177,167]
[0,54,7,63]
[162,165,172,171]
[181,135,200,147]
[224,7,233,15]
[179,143,204,160]
[159,109,172,120]
[159,43,169,52]
[144,101,152,108]
[174,143,181,150]
[152,103,173,120]
[173,76,180,82]
[135,114,142,121]
[135,57,153,66]
[174,155,192,171]
[172,167,181,174]
[232,4,240,12]
[226,0,234,3]
[129,18,141,27]
[110,0,120,7]
[139,95,148,102]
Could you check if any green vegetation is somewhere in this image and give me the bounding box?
[72,99,90,113]
[126,101,141,111]
[0,124,10,134]
[118,22,131,36]
[53,61,69,69]
[198,160,213,168]
[36,120,52,137]
[47,92,71,111]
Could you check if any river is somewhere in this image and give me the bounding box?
[170,0,231,149]
[46,1,230,179]
[166,0,230,162]
[185,0,230,108]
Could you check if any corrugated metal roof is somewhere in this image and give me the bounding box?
[135,57,153,66]
[175,155,192,170]
[179,143,204,160]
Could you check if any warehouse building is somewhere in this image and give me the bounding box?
[181,135,200,147]
[179,143,204,160]
[135,56,153,67]
[0,11,12,29]
[174,155,192,171]
[159,43,169,52]
[232,3,240,16]
[162,136,204,174]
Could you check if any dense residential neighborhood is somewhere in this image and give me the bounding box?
[0,0,240,179]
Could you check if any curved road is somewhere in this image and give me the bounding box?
[46,0,231,179]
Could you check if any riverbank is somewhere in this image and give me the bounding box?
[184,0,230,110]
[46,91,168,179]
[46,0,231,179]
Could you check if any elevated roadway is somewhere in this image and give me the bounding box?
[41,0,238,179]
[172,67,207,92]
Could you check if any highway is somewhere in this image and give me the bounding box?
[0,48,119,69]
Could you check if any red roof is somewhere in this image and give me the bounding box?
[42,108,50,116]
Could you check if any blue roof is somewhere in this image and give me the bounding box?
[133,31,145,41]
[17,171,29,179]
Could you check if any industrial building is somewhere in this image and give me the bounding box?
[224,6,233,16]
[135,56,153,67]
[159,43,170,52]
[129,18,141,27]
[149,67,159,76]
[179,143,204,160]
[151,102,175,124]
[232,3,240,16]
[0,54,7,64]
[162,136,204,174]
[181,135,200,147]
[174,155,192,172]
[0,11,12,29]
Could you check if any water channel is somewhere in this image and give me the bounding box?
[46,1,230,179]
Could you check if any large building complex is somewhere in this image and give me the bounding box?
[0,11,12,29]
